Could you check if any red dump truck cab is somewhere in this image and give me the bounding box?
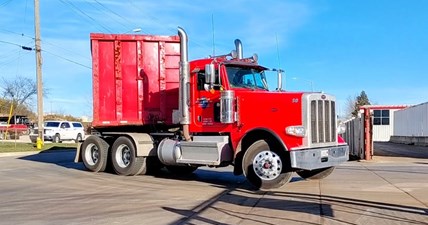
[77,27,348,190]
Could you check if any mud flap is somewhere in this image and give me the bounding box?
[74,142,83,163]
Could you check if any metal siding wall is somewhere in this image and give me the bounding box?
[394,102,428,136]
[372,109,400,141]
[372,125,392,141]
[343,116,364,159]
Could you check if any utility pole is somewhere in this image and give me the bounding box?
[34,0,44,145]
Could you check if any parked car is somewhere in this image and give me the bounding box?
[30,121,85,143]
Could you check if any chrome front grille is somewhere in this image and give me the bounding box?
[310,99,336,144]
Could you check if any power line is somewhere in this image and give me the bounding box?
[15,0,30,80]
[23,0,29,27]
[92,0,142,33]
[0,29,90,61]
[0,40,22,48]
[42,49,91,69]
[43,41,91,61]
[59,0,112,33]
[0,0,12,8]
[0,52,23,68]
[0,28,33,39]
[126,0,211,52]
[0,39,91,70]
[0,40,33,50]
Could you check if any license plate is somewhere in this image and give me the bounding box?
[321,149,329,158]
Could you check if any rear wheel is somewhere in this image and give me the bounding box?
[297,167,335,180]
[81,136,109,172]
[242,140,292,190]
[111,136,144,176]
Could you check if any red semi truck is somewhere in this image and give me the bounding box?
[75,27,349,189]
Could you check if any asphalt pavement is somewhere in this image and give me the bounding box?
[0,142,427,225]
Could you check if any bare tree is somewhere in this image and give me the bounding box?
[1,76,37,115]
[345,95,357,118]
[345,91,371,118]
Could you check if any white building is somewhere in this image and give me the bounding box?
[360,105,408,142]
[391,102,428,146]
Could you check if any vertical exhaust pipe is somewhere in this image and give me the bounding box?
[234,39,243,59]
[277,69,282,91]
[178,27,191,141]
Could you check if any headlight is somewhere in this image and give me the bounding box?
[337,123,346,134]
[45,129,53,134]
[286,126,306,137]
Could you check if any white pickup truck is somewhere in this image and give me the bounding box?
[30,121,85,143]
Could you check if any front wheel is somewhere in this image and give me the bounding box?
[297,167,335,180]
[242,140,292,190]
[75,133,83,143]
[53,134,61,143]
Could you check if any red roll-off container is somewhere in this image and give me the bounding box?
[90,33,181,127]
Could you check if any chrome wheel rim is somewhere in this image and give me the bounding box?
[252,151,282,180]
[84,143,98,166]
[115,144,131,168]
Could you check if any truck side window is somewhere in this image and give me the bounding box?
[197,72,205,90]
[197,71,221,91]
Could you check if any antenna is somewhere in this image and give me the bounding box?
[211,14,215,58]
[275,33,281,69]
[275,34,285,90]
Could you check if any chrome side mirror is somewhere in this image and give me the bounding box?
[205,64,216,85]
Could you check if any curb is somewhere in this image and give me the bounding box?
[0,151,40,158]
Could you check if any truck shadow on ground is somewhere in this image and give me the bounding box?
[163,188,428,225]
[18,149,304,189]
[19,149,85,170]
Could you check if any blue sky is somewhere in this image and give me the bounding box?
[0,0,427,118]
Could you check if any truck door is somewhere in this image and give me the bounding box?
[193,70,223,128]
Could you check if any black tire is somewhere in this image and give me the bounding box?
[75,133,83,143]
[242,140,292,190]
[81,136,109,172]
[53,134,61,143]
[111,136,144,176]
[297,167,335,180]
[165,165,198,175]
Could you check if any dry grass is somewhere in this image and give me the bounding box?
[0,142,77,153]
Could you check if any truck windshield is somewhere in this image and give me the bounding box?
[226,66,269,90]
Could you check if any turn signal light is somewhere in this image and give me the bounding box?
[286,126,306,137]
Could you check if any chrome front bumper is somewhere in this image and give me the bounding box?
[289,145,349,170]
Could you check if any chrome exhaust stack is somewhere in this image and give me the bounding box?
[234,39,243,59]
[178,27,191,141]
